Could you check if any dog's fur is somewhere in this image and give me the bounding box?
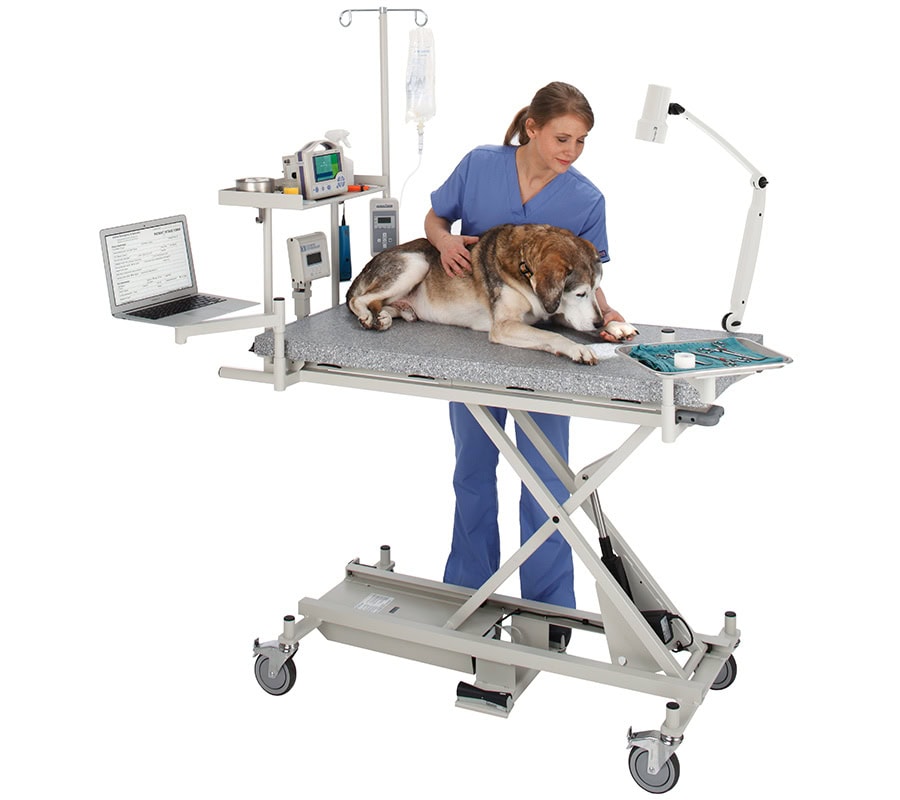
[346,223,636,364]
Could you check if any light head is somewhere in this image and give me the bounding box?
[635,84,672,144]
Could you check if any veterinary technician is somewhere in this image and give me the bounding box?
[424,82,626,635]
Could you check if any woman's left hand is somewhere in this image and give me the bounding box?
[597,308,635,342]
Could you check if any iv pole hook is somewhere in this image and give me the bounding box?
[340,8,428,27]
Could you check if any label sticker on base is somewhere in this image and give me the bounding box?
[355,593,395,614]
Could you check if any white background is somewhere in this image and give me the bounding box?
[3,1,896,796]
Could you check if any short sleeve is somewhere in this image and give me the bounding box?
[430,152,471,225]
[579,194,609,262]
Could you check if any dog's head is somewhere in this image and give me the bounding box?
[518,226,604,331]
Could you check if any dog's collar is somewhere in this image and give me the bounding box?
[519,249,533,280]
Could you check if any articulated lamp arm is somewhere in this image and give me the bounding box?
[670,103,768,331]
[637,86,769,332]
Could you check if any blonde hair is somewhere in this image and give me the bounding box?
[504,81,595,146]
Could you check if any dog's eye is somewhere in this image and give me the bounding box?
[576,292,587,298]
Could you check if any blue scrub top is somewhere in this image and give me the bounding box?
[430,145,609,262]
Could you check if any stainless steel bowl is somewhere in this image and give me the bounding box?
[235,177,275,193]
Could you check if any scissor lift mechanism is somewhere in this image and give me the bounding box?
[242,346,783,793]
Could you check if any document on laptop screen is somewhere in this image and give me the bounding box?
[107,220,193,307]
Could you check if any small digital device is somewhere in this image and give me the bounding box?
[287,232,330,319]
[287,232,330,285]
[294,140,349,200]
[370,197,399,254]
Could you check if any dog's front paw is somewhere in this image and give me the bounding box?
[603,320,638,341]
[564,343,599,365]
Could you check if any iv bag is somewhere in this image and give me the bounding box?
[405,27,435,124]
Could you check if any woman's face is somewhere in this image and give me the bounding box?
[525,113,591,174]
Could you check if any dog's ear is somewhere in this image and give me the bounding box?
[522,227,570,314]
[580,238,603,282]
[533,268,566,314]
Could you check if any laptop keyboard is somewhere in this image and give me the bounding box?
[130,294,226,320]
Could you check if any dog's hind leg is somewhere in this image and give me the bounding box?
[347,294,382,329]
[348,296,402,331]
[389,300,418,322]
[374,303,405,330]
[373,299,421,329]
[348,252,430,331]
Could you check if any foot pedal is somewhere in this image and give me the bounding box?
[456,681,512,717]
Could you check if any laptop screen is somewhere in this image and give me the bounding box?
[104,217,194,309]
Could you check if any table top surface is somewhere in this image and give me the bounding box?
[253,305,765,407]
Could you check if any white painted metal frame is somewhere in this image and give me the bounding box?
[254,397,742,780]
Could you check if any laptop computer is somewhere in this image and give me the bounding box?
[101,214,256,326]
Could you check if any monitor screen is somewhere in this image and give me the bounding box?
[105,219,193,307]
[312,152,341,182]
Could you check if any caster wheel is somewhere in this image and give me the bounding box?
[254,654,297,696]
[710,654,737,691]
[628,747,680,794]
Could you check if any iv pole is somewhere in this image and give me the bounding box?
[340,7,429,199]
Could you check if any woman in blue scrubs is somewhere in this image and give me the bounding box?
[425,82,628,629]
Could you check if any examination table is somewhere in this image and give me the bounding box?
[237,303,789,793]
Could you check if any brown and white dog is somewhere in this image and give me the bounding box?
[346,223,636,364]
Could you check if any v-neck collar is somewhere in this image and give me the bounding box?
[507,148,564,217]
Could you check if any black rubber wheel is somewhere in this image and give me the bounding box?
[254,654,297,696]
[710,654,737,691]
[628,747,680,794]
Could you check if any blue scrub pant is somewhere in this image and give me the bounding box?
[443,402,576,608]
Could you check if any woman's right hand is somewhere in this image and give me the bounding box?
[438,233,480,277]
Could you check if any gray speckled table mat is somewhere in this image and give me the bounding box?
[253,306,762,407]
